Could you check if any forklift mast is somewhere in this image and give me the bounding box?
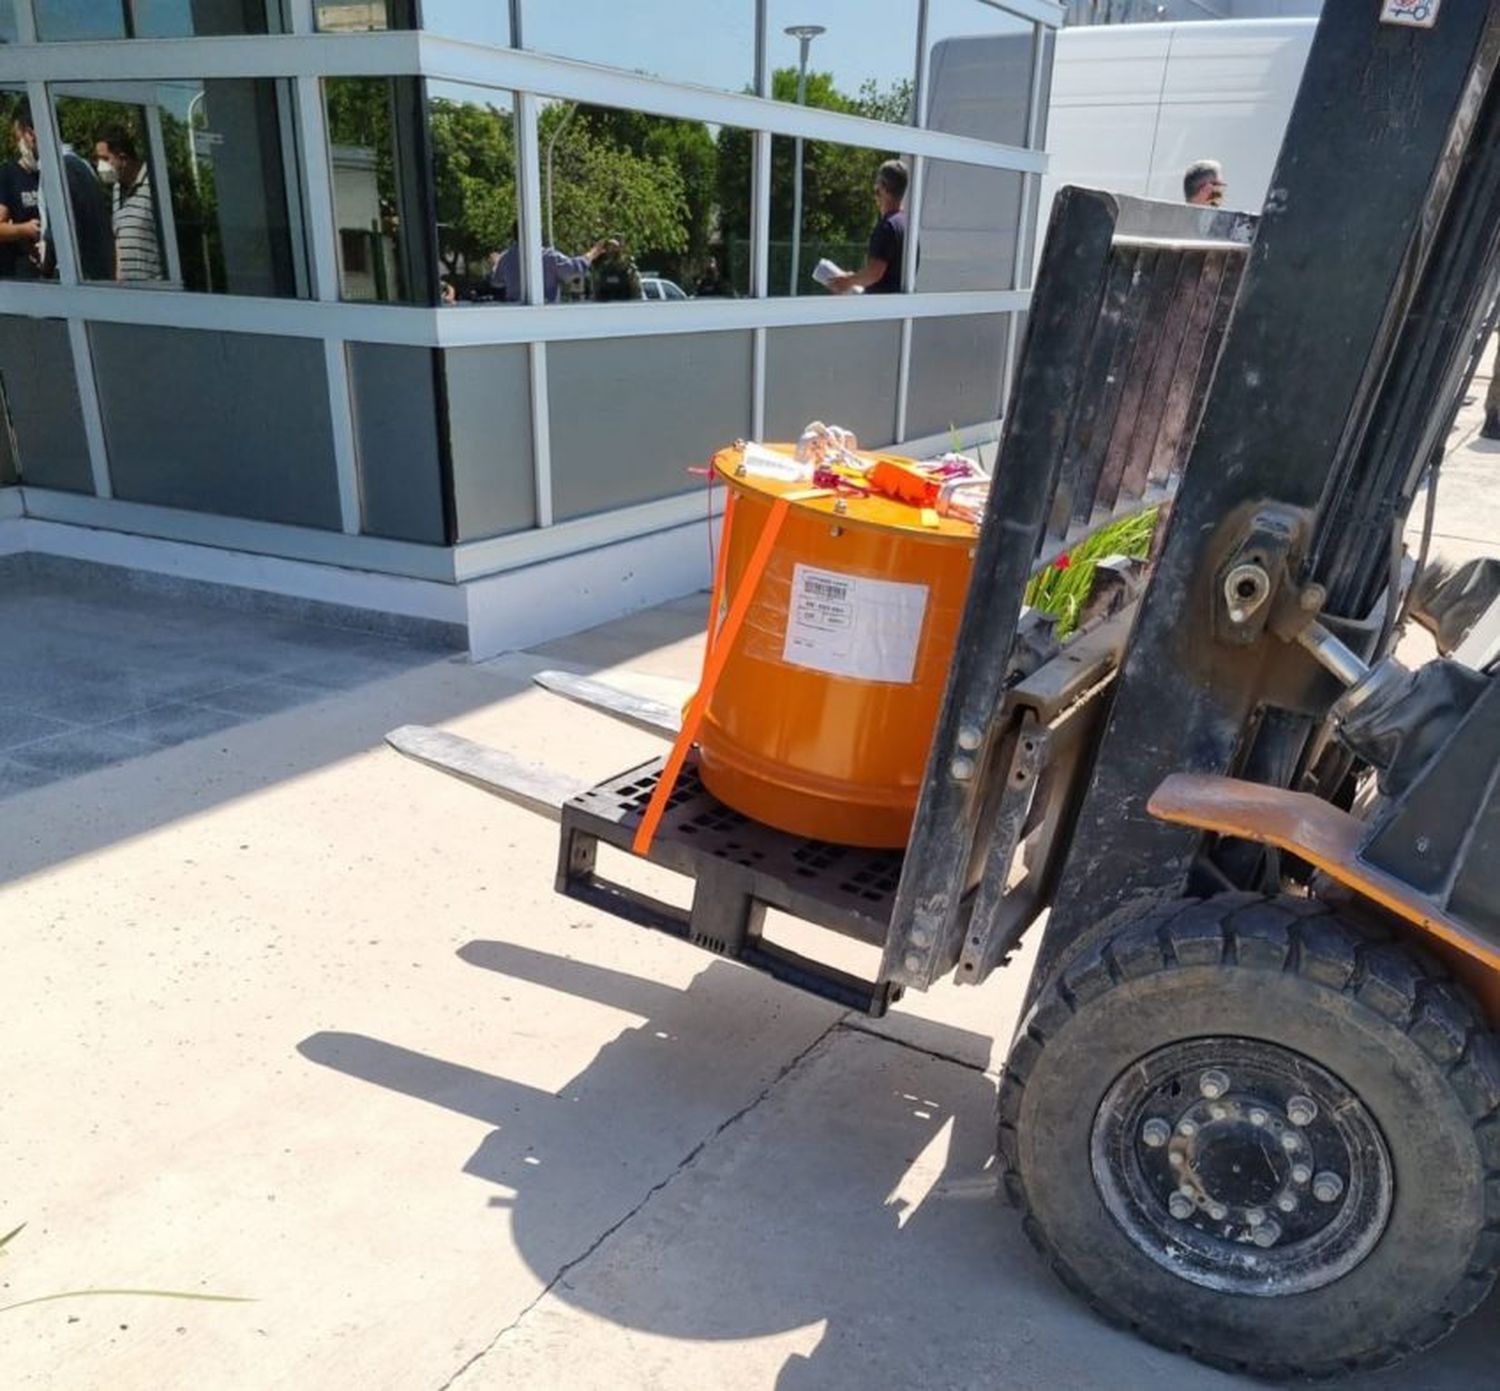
[884,2,1500,991]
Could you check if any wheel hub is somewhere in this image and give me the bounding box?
[1091,1037,1392,1296]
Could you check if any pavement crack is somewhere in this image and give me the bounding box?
[434,1017,843,1390]
[835,1019,997,1076]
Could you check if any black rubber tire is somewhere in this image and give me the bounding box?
[997,893,1500,1380]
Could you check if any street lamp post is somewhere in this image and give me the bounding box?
[785,23,825,296]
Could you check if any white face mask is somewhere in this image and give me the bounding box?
[96,160,118,185]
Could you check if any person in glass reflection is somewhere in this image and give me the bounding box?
[693,256,737,298]
[95,129,164,283]
[4,101,113,281]
[490,224,618,303]
[0,99,43,280]
[1184,159,1226,207]
[829,159,907,296]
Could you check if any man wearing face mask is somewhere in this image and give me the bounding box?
[95,128,163,282]
[0,100,42,279]
[5,101,113,282]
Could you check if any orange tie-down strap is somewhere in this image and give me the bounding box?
[632,488,826,857]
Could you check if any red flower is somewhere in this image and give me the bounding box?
[1053,553,1072,570]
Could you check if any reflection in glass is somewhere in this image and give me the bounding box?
[530,100,749,302]
[521,1,754,97]
[915,160,1023,293]
[0,5,16,43]
[35,0,285,40]
[0,89,59,282]
[765,1,916,121]
[924,0,1035,145]
[426,82,517,303]
[762,135,900,296]
[54,81,306,296]
[314,0,412,29]
[315,0,510,42]
[324,76,432,304]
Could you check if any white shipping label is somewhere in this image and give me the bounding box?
[783,565,929,684]
[1380,0,1438,28]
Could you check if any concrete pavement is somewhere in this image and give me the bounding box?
[0,358,1497,1390]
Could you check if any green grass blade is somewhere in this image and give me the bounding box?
[0,1288,253,1315]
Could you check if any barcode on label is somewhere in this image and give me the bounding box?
[803,576,850,603]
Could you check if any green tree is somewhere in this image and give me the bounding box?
[429,96,515,276]
[539,102,689,266]
[716,68,904,294]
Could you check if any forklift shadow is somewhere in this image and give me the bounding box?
[297,942,1075,1371]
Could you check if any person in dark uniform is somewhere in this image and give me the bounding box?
[830,159,907,296]
[0,100,42,280]
[7,100,114,281]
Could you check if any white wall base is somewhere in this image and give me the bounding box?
[0,501,710,661]
[464,516,711,660]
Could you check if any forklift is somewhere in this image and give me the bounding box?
[392,4,1500,1377]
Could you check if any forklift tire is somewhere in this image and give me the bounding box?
[997,894,1500,1379]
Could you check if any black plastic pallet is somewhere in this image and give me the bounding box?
[557,754,905,1016]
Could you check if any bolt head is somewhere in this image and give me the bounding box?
[1209,1103,1228,1121]
[1251,1219,1282,1248]
[1291,1164,1311,1185]
[1313,1171,1344,1204]
[1199,1068,1231,1100]
[956,725,983,752]
[1206,1201,1228,1221]
[1245,1207,1266,1227]
[950,756,975,781]
[1168,1151,1185,1168]
[1178,1118,1198,1138]
[1286,1095,1318,1126]
[1168,1193,1195,1221]
[1276,1193,1297,1214]
[1141,1118,1171,1149]
[903,952,924,974]
[1280,1131,1300,1153]
[1249,1108,1268,1127]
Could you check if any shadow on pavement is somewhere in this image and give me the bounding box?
[300,942,1500,1391]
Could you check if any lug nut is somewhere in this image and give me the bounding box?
[1249,1108,1268,1127]
[1168,1193,1195,1220]
[1280,1131,1300,1153]
[1209,1103,1228,1121]
[1287,1095,1317,1127]
[1141,1118,1171,1149]
[1313,1172,1344,1204]
[1251,1219,1282,1248]
[1245,1208,1266,1227]
[1277,1193,1297,1214]
[1178,1118,1199,1138]
[1199,1069,1231,1100]
[1206,1201,1228,1221]
[1168,1151,1185,1168]
[1291,1164,1311,1185]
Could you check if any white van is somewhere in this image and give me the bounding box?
[1040,18,1317,227]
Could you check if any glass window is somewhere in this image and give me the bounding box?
[54,80,308,297]
[520,1,754,96]
[530,99,750,303]
[324,76,433,304]
[427,81,517,304]
[924,0,1035,145]
[765,1,917,122]
[768,135,903,297]
[315,0,510,42]
[0,6,16,43]
[914,159,1024,293]
[35,0,285,41]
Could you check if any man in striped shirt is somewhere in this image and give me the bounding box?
[97,129,163,283]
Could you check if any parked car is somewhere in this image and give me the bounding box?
[639,275,688,301]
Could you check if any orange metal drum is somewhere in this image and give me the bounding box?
[697,444,978,849]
